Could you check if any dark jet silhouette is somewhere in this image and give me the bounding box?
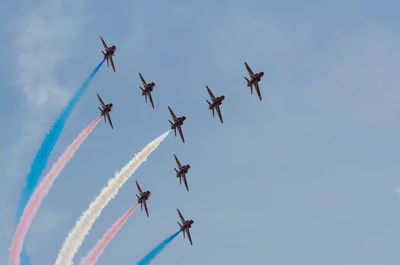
[97,93,114,129]
[177,209,194,245]
[100,36,117,72]
[206,85,225,124]
[136,180,151,217]
[244,61,264,101]
[138,72,156,108]
[168,106,186,143]
[173,154,191,191]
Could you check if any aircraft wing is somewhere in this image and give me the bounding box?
[106,112,114,129]
[138,72,147,86]
[177,209,185,223]
[216,105,223,124]
[135,181,143,195]
[148,92,155,109]
[100,36,108,50]
[187,229,193,245]
[144,200,149,217]
[110,57,116,72]
[244,61,254,77]
[206,86,215,100]
[254,82,262,101]
[97,94,106,108]
[183,174,189,191]
[173,154,182,168]
[168,106,177,120]
[178,126,185,143]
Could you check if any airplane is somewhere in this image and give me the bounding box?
[100,36,117,72]
[168,106,186,143]
[173,154,191,191]
[139,72,156,108]
[97,93,114,129]
[244,61,264,101]
[177,209,194,245]
[135,180,151,217]
[206,85,225,124]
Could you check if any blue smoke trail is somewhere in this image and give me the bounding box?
[137,231,181,265]
[17,59,105,265]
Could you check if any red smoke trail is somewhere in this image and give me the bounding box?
[9,116,101,265]
[80,203,139,265]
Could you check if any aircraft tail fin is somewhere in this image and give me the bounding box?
[244,77,251,87]
[206,100,212,109]
[168,119,173,126]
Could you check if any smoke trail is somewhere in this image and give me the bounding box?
[80,203,139,265]
[9,117,101,265]
[16,59,105,220]
[54,131,170,265]
[137,231,181,265]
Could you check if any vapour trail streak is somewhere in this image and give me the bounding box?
[9,116,102,265]
[80,203,139,265]
[16,59,105,220]
[137,231,181,265]
[54,131,170,265]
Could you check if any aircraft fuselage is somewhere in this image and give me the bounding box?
[209,95,225,109]
[171,116,186,129]
[142,82,155,95]
[177,165,190,177]
[100,103,113,116]
[138,191,151,204]
[248,72,264,86]
[181,220,194,231]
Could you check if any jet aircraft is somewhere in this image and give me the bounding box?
[100,36,117,72]
[97,93,114,129]
[139,72,156,108]
[135,180,151,217]
[177,209,194,245]
[168,106,186,143]
[173,154,191,191]
[244,61,264,101]
[206,85,225,124]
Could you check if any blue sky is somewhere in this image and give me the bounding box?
[1,0,400,264]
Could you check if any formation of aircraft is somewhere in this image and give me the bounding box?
[173,154,191,191]
[96,38,266,247]
[97,94,114,129]
[100,36,117,72]
[168,106,186,143]
[177,209,194,245]
[139,72,156,109]
[244,61,264,101]
[136,181,151,217]
[206,86,225,124]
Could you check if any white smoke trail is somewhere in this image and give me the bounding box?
[54,131,170,265]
